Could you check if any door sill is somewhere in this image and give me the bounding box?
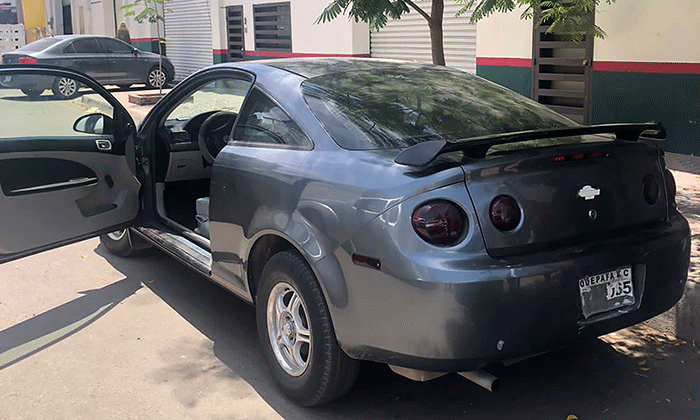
[133,226,211,275]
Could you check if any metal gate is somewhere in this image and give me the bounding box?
[531,18,594,124]
[369,2,476,73]
[164,0,213,81]
[226,5,245,61]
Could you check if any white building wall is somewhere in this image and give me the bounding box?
[475,6,532,60]
[213,0,369,56]
[594,0,700,63]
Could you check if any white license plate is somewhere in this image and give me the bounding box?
[578,266,635,318]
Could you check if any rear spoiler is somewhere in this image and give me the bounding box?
[394,122,666,167]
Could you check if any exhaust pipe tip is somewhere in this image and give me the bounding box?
[458,370,500,392]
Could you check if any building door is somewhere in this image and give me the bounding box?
[531,15,594,124]
[62,4,72,35]
[370,1,477,73]
[226,5,244,61]
[163,0,213,81]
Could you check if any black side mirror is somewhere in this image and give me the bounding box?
[73,113,114,135]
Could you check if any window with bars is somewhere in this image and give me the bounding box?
[253,2,291,53]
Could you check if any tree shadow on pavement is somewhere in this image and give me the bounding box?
[96,245,700,420]
[0,273,141,371]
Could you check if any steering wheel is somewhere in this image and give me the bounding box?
[198,111,237,164]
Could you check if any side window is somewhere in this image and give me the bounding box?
[70,38,101,54]
[232,88,309,147]
[99,38,133,53]
[166,78,252,121]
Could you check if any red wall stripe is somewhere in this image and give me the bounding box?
[130,38,162,42]
[476,57,532,68]
[592,61,700,74]
[476,56,700,74]
[212,49,227,54]
[244,51,371,58]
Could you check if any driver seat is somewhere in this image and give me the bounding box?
[194,197,210,238]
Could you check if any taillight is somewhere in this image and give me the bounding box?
[18,56,37,64]
[664,169,676,206]
[642,174,660,205]
[412,200,465,246]
[489,195,521,232]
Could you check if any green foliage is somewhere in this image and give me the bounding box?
[456,0,617,40]
[316,0,412,30]
[120,0,170,24]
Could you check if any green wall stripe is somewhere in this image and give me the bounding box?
[476,65,532,98]
[592,71,700,155]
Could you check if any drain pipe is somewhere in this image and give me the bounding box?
[458,370,500,392]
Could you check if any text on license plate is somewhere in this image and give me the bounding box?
[579,266,634,318]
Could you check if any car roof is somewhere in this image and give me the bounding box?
[249,57,433,79]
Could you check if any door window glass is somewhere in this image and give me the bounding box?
[68,38,101,54]
[0,72,114,138]
[99,38,133,53]
[166,78,252,121]
[232,88,308,146]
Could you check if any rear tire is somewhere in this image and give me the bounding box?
[146,67,167,89]
[100,229,136,257]
[21,88,44,98]
[52,76,79,99]
[256,250,360,406]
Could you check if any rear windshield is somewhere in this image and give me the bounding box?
[19,37,62,52]
[302,65,576,150]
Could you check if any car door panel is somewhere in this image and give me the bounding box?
[0,66,140,263]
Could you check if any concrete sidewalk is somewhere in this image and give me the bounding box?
[111,89,169,125]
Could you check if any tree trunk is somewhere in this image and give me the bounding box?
[157,18,163,95]
[429,0,445,66]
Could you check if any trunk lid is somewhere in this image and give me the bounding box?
[464,141,667,257]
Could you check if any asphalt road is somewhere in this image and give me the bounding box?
[1,239,698,420]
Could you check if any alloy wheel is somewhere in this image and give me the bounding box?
[57,77,77,97]
[266,281,312,377]
[148,68,166,88]
[107,230,127,241]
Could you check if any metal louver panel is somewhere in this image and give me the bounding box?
[164,0,213,81]
[370,2,476,73]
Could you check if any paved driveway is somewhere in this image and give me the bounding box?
[1,237,698,419]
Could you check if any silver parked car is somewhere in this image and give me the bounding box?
[0,60,690,406]
[0,35,174,98]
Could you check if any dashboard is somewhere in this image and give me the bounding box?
[160,111,218,182]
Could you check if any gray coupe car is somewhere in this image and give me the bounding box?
[0,60,690,406]
[0,35,174,98]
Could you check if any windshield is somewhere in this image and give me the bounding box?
[302,65,576,150]
[19,37,62,52]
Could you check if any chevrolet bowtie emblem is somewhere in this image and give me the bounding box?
[578,185,601,200]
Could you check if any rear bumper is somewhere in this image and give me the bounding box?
[320,210,690,372]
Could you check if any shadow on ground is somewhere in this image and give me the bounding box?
[95,245,700,420]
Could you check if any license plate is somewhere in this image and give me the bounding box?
[579,266,635,318]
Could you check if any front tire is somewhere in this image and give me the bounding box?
[146,67,167,89]
[256,250,360,406]
[52,76,79,99]
[100,229,136,257]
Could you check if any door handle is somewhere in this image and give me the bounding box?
[582,59,589,66]
[96,139,112,151]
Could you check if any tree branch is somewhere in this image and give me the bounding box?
[404,0,432,22]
